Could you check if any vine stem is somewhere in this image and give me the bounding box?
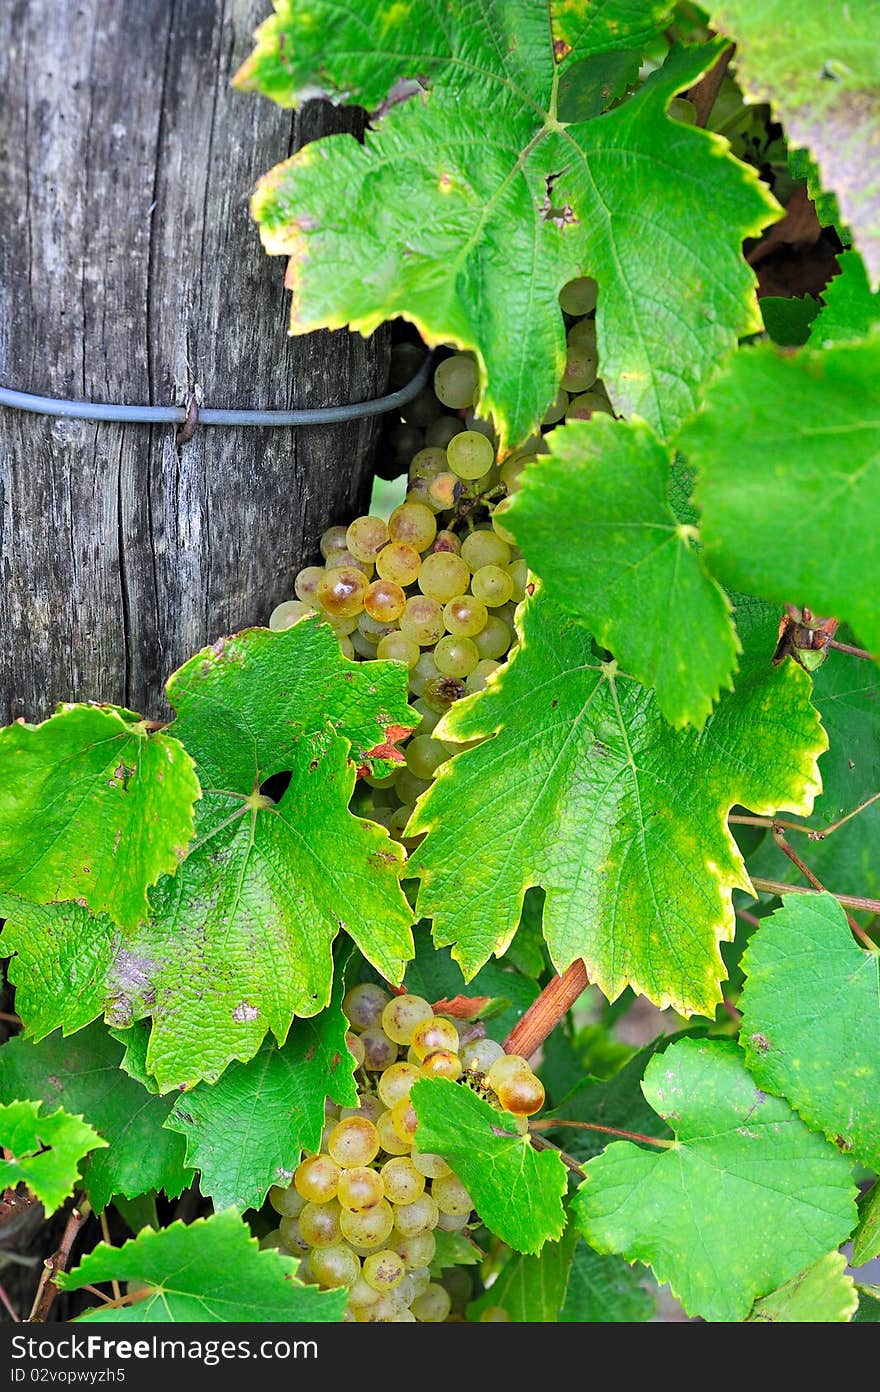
[530,1117,674,1150]
[686,43,734,126]
[0,1281,20,1321]
[729,791,880,840]
[0,1011,22,1026]
[770,826,874,947]
[502,960,589,1060]
[827,638,874,660]
[27,1195,91,1322]
[749,878,879,946]
[99,1209,121,1302]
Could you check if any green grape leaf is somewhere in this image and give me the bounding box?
[164,981,358,1211]
[811,250,880,345]
[468,1222,578,1321]
[853,1182,880,1265]
[711,0,880,285]
[507,416,739,728]
[574,1038,858,1323]
[109,1023,160,1092]
[410,1078,567,1254]
[408,591,825,1017]
[760,294,821,346]
[0,895,120,1040]
[0,1099,107,1215]
[560,1241,654,1322]
[59,1210,345,1322]
[739,893,880,1169]
[2,621,415,1093]
[685,332,880,658]
[429,1229,485,1273]
[748,1251,858,1323]
[241,5,776,446]
[0,1025,191,1213]
[545,1035,684,1162]
[403,926,540,1044]
[854,1285,880,1321]
[0,705,199,930]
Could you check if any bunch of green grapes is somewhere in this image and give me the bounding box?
[263,986,545,1321]
[267,277,610,845]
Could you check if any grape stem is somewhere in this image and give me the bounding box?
[827,638,874,660]
[769,827,875,948]
[529,1118,675,1150]
[501,960,589,1060]
[748,878,879,946]
[0,1281,19,1321]
[27,1194,91,1322]
[729,790,880,839]
[685,43,734,127]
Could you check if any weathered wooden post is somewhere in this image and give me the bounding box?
[0,0,389,723]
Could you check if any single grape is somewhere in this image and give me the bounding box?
[388,501,437,551]
[278,1215,310,1256]
[376,541,422,586]
[419,1049,463,1081]
[323,547,374,577]
[404,734,447,780]
[389,341,426,387]
[418,551,470,603]
[400,595,445,647]
[339,1199,395,1248]
[401,386,444,427]
[393,767,431,805]
[421,675,466,713]
[339,1094,385,1125]
[268,1182,306,1217]
[471,564,514,608]
[349,631,378,659]
[566,386,612,421]
[348,1274,381,1310]
[381,995,434,1046]
[299,1199,344,1248]
[316,566,368,618]
[294,1153,341,1203]
[389,1096,419,1145]
[377,1060,422,1106]
[542,387,569,425]
[479,1305,511,1322]
[363,578,406,623]
[434,353,479,409]
[327,1116,380,1168]
[335,1165,386,1213]
[436,1208,470,1232]
[490,497,517,546]
[443,593,488,637]
[381,1156,426,1205]
[559,276,597,315]
[409,1016,460,1060]
[376,631,420,669]
[433,634,480,678]
[392,1192,439,1237]
[345,1031,366,1068]
[473,616,511,659]
[425,415,463,449]
[408,650,441,697]
[461,1037,506,1072]
[427,472,460,511]
[495,1071,546,1116]
[431,1173,473,1217]
[293,565,325,604]
[411,1283,453,1322]
[359,1026,399,1072]
[320,525,349,558]
[362,1249,406,1293]
[447,430,494,480]
[432,529,462,554]
[376,1108,412,1157]
[485,1053,533,1091]
[409,446,450,483]
[347,515,389,562]
[508,557,529,601]
[410,1150,451,1180]
[268,599,313,630]
[411,696,442,734]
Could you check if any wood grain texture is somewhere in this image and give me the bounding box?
[0,0,389,721]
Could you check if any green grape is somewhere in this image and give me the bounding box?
[362,578,406,624]
[408,651,441,697]
[316,566,368,618]
[319,525,349,559]
[566,386,612,421]
[479,1305,511,1322]
[559,276,598,315]
[388,501,437,551]
[433,634,480,678]
[362,1249,406,1293]
[401,386,444,427]
[473,616,511,659]
[392,1192,439,1237]
[432,529,462,555]
[410,1016,460,1060]
[410,1150,451,1180]
[389,1096,419,1144]
[443,594,488,637]
[431,1173,473,1216]
[436,1208,470,1232]
[411,697,442,734]
[294,1153,341,1203]
[376,1108,412,1156]
[461,1037,505,1072]
[376,541,422,586]
[434,353,479,409]
[394,767,431,805]
[422,675,466,713]
[471,564,514,607]
[393,1228,437,1271]
[542,387,569,425]
[376,631,420,669]
[299,1199,344,1248]
[377,1059,422,1105]
[404,734,447,779]
[294,565,325,603]
[463,410,495,442]
[490,497,517,546]
[339,1199,395,1248]
[408,446,450,483]
[495,1071,546,1116]
[420,1049,463,1081]
[418,551,470,603]
[327,1116,380,1167]
[461,529,511,570]
[400,595,445,646]
[268,1182,306,1218]
[339,1094,385,1125]
[499,454,533,492]
[389,421,425,464]
[278,1215,310,1256]
[338,635,355,660]
[447,430,495,480]
[343,982,391,1031]
[388,803,416,843]
[348,1274,381,1310]
[324,547,374,577]
[411,1283,453,1322]
[381,1156,426,1205]
[350,631,377,659]
[269,599,313,630]
[562,320,598,391]
[347,515,390,562]
[485,1054,533,1090]
[309,1244,360,1290]
[337,1165,386,1213]
[381,995,433,1045]
[508,557,529,601]
[259,1229,284,1250]
[345,1031,366,1068]
[323,611,359,637]
[357,609,397,642]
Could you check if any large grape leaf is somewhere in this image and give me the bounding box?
[408,591,825,1017]
[810,250,880,345]
[0,895,121,1039]
[468,1223,578,1321]
[0,705,199,931]
[507,416,739,728]
[59,1210,345,1322]
[0,1099,106,1215]
[545,1035,682,1162]
[854,1183,880,1265]
[748,1251,858,1323]
[410,1078,568,1254]
[2,621,416,1093]
[744,641,880,899]
[685,333,880,658]
[0,1025,191,1212]
[239,4,776,447]
[711,1,880,285]
[574,1038,858,1323]
[164,982,358,1211]
[560,1241,654,1322]
[739,893,880,1169]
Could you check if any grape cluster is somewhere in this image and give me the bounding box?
[263,986,545,1321]
[267,277,609,846]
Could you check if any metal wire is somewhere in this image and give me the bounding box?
[0,350,434,428]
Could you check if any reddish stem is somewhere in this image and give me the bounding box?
[0,1281,19,1321]
[27,1196,91,1322]
[502,960,590,1060]
[827,638,874,660]
[530,1117,674,1150]
[771,826,874,947]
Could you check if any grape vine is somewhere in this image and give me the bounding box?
[1,0,879,1330]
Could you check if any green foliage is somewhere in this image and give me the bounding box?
[240,7,775,446]
[408,592,825,1016]
[0,1099,107,1214]
[59,1210,346,1322]
[739,893,880,1168]
[467,1223,579,1321]
[748,1251,858,1323]
[574,1039,858,1322]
